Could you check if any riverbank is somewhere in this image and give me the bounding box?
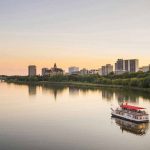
[3,72,150,92]
[4,80,150,92]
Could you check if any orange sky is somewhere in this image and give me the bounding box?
[0,0,150,75]
[0,56,149,75]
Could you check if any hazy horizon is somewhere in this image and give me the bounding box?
[0,0,150,75]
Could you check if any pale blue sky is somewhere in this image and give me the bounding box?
[0,0,150,74]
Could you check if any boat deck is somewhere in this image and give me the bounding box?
[115,109,148,117]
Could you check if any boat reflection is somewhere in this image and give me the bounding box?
[112,117,149,136]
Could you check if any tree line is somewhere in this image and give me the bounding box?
[5,71,150,88]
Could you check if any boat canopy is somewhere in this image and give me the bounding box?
[121,104,145,110]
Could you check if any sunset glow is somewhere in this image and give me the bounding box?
[0,0,150,75]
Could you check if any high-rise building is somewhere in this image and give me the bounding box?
[101,66,106,76]
[115,59,139,74]
[28,65,36,76]
[100,64,113,76]
[125,60,130,71]
[115,59,125,71]
[105,64,113,75]
[68,66,79,75]
[129,59,139,72]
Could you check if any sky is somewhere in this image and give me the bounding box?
[0,0,150,75]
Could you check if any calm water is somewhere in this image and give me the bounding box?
[0,82,150,150]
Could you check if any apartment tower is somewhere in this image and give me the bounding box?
[28,65,36,76]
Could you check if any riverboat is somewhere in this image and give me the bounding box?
[111,103,149,123]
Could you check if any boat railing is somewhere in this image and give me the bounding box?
[115,109,148,117]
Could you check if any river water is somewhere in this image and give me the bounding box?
[0,82,150,150]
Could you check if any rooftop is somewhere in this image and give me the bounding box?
[121,104,145,111]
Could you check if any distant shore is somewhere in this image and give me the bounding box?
[3,72,150,92]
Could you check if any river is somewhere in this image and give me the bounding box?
[0,82,150,150]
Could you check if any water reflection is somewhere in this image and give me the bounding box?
[114,89,139,104]
[41,84,66,100]
[69,87,79,96]
[99,87,150,104]
[113,88,150,102]
[101,88,114,101]
[26,84,150,103]
[1,82,150,150]
[28,85,37,96]
[112,117,149,136]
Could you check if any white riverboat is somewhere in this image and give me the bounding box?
[111,103,149,123]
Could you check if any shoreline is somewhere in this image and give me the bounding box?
[4,80,150,92]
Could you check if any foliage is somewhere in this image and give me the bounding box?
[4,72,150,89]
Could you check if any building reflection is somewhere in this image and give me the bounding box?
[100,87,140,104]
[112,117,149,136]
[69,87,79,96]
[28,85,37,96]
[79,88,98,95]
[115,90,139,104]
[42,84,66,100]
[100,87,150,103]
[26,83,150,103]
[101,88,114,101]
[100,87,140,102]
[113,88,150,104]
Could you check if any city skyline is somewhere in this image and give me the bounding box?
[28,58,149,76]
[1,57,149,76]
[0,0,150,75]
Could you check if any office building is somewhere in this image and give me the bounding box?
[129,59,139,72]
[115,59,125,71]
[106,64,113,75]
[101,66,106,76]
[115,59,126,75]
[100,64,113,76]
[68,66,79,75]
[115,59,139,74]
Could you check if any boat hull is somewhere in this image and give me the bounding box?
[111,113,149,123]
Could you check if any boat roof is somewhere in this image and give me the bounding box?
[121,104,145,110]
